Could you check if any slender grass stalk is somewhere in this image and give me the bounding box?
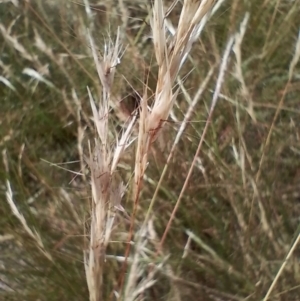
[159,35,234,250]
[119,0,217,294]
[263,232,300,301]
[3,149,53,262]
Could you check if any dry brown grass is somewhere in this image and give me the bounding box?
[83,1,217,300]
[1,0,300,301]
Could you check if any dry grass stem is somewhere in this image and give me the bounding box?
[84,27,132,301]
[263,232,300,301]
[123,220,162,301]
[159,35,234,249]
[233,12,256,121]
[261,33,300,301]
[141,66,215,229]
[136,0,217,203]
[3,149,53,262]
[121,0,217,291]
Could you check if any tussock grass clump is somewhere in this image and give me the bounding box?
[1,0,300,301]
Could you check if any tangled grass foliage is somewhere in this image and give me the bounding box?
[1,0,300,301]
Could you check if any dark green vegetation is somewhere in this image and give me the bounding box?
[1,0,300,300]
